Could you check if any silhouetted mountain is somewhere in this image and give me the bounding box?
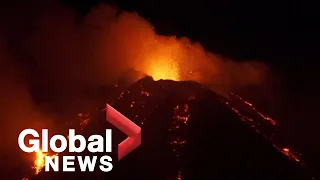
[29,76,316,180]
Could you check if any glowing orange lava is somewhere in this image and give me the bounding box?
[144,53,180,81]
[34,150,57,174]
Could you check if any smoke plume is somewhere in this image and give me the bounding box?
[27,2,269,88]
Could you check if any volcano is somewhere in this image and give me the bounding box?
[25,75,316,180]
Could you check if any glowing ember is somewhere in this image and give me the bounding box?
[281,147,300,162]
[173,104,190,124]
[130,101,136,108]
[34,150,57,174]
[170,103,190,159]
[140,90,150,96]
[80,118,89,130]
[283,148,289,152]
[170,139,187,145]
[176,170,182,180]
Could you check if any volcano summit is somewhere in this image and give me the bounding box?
[25,75,316,180]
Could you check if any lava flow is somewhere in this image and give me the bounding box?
[224,93,302,164]
[23,76,318,180]
[34,150,57,175]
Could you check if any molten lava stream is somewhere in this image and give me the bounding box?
[34,149,57,175]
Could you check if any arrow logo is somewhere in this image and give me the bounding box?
[105,104,141,161]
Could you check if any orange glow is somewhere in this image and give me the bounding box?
[140,90,150,96]
[281,147,300,162]
[130,101,136,108]
[224,97,302,164]
[176,170,182,180]
[173,104,190,124]
[231,93,276,126]
[283,148,289,152]
[80,118,90,130]
[34,150,57,174]
[144,55,180,81]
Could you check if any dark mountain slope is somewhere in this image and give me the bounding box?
[30,76,315,180]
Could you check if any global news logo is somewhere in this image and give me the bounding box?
[18,104,141,173]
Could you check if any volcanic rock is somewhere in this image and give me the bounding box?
[30,76,315,180]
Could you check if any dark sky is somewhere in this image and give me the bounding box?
[60,0,318,60]
[58,0,320,92]
[2,0,319,90]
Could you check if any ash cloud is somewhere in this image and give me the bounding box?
[0,0,272,169]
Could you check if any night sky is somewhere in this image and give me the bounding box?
[58,0,320,93]
[2,0,319,90]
